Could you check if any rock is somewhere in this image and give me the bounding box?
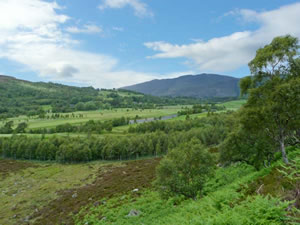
[132,188,139,192]
[88,197,93,201]
[127,209,141,217]
[93,201,100,207]
[24,216,30,222]
[72,193,78,198]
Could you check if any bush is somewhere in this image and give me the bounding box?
[155,138,215,199]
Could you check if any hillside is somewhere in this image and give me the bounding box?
[0,75,205,119]
[122,73,241,98]
[0,75,99,118]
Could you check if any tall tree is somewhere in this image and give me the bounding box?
[241,35,300,164]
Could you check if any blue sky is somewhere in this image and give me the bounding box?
[0,0,300,88]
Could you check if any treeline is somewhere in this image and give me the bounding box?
[28,117,131,134]
[0,121,27,134]
[0,114,234,163]
[177,104,225,116]
[128,113,234,134]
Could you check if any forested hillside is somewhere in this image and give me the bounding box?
[0,75,208,119]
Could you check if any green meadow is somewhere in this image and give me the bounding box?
[0,105,187,130]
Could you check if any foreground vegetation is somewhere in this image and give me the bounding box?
[1,148,298,225]
[76,149,299,225]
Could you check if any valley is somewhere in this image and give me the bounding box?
[0,35,299,225]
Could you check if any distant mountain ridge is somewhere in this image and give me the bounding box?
[122,74,241,98]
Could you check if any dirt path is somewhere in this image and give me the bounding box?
[31,158,160,225]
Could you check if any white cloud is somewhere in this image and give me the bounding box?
[66,25,102,34]
[112,26,124,32]
[145,3,300,72]
[98,0,153,17]
[0,0,159,88]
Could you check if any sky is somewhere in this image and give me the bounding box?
[0,0,300,88]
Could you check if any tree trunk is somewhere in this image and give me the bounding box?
[279,137,289,164]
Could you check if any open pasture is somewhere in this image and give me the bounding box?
[0,105,188,130]
[218,99,246,111]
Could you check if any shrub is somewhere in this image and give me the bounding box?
[155,138,215,199]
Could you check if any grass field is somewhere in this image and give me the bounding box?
[218,99,246,110]
[0,100,246,137]
[0,106,188,130]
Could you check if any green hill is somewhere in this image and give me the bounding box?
[122,73,241,98]
[0,75,205,119]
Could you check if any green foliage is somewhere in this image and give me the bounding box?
[155,139,215,199]
[14,122,28,133]
[29,117,130,134]
[203,163,256,194]
[239,76,252,96]
[77,162,293,225]
[0,121,14,134]
[177,103,225,116]
[220,126,275,169]
[0,113,235,163]
[248,35,299,79]
[240,76,300,164]
[0,78,99,118]
[224,35,300,165]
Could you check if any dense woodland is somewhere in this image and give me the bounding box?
[0,113,233,162]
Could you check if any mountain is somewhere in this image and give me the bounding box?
[122,74,241,98]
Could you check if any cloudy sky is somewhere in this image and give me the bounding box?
[0,0,300,88]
